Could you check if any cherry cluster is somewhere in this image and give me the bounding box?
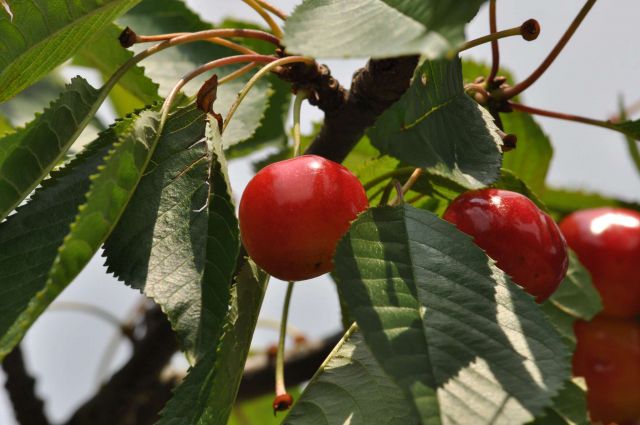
[561,208,640,423]
[445,193,640,423]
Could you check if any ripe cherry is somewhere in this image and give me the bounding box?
[559,208,640,318]
[239,155,368,281]
[443,189,568,302]
[573,314,640,424]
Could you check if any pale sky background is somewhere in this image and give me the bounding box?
[1,1,639,423]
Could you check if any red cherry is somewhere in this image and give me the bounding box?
[573,314,640,423]
[443,189,568,302]
[559,208,640,318]
[239,155,368,281]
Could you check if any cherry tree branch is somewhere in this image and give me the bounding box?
[2,346,50,425]
[277,56,419,162]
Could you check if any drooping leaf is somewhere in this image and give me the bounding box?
[0,0,141,101]
[0,122,117,359]
[118,0,277,148]
[104,110,240,360]
[0,108,161,358]
[334,205,570,424]
[541,187,640,220]
[369,58,503,189]
[74,23,160,116]
[157,259,268,425]
[283,0,486,58]
[0,77,101,222]
[530,379,589,425]
[540,251,601,350]
[284,329,420,425]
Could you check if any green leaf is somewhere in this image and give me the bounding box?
[74,23,160,116]
[612,119,640,140]
[0,123,115,359]
[104,107,209,346]
[0,108,161,358]
[540,252,601,350]
[226,75,291,159]
[369,58,503,189]
[157,259,268,425]
[541,187,640,220]
[529,379,589,425]
[283,0,486,58]
[0,0,140,101]
[0,77,101,222]
[104,110,240,360]
[118,0,275,149]
[334,205,570,424]
[461,60,552,193]
[284,329,420,425]
[502,112,553,194]
[0,114,11,137]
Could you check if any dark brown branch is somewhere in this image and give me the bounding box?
[65,305,178,425]
[277,56,419,163]
[2,346,50,425]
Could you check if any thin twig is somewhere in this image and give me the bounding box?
[487,0,500,84]
[501,0,597,98]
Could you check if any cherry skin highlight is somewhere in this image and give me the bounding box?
[239,155,368,282]
[443,189,568,302]
[573,314,640,424]
[560,207,640,318]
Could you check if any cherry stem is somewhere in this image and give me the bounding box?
[509,101,616,131]
[255,0,288,20]
[501,0,597,99]
[487,0,500,84]
[390,168,423,205]
[275,282,295,398]
[292,90,307,157]
[456,19,539,55]
[219,62,259,85]
[222,56,315,134]
[133,32,257,55]
[242,0,284,39]
[1,0,12,21]
[160,54,276,127]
